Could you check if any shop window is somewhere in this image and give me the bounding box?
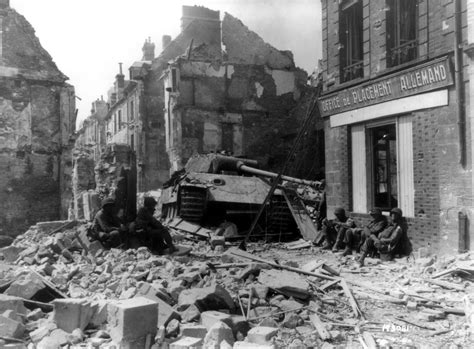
[369,124,398,210]
[339,0,363,83]
[386,0,418,68]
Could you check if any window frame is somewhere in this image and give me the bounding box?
[386,0,419,68]
[339,0,364,83]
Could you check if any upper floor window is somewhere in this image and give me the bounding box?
[130,100,134,121]
[339,0,363,83]
[386,0,418,68]
[118,110,122,130]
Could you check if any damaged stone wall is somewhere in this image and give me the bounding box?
[94,144,137,222]
[0,3,76,236]
[143,6,224,189]
[164,12,320,174]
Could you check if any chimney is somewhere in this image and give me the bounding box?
[116,63,125,88]
[162,35,171,51]
[142,37,155,61]
[0,0,9,9]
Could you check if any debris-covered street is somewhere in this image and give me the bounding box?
[3,0,474,348]
[0,220,472,348]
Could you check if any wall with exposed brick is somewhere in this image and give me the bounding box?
[320,0,473,254]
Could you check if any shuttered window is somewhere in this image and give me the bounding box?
[351,124,367,213]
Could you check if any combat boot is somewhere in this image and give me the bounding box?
[342,247,352,256]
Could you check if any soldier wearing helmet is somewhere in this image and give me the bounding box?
[358,207,410,267]
[319,207,355,251]
[342,208,388,256]
[92,197,128,248]
[134,197,176,254]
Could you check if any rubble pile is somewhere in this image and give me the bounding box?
[0,221,472,348]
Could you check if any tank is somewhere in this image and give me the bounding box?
[160,154,324,240]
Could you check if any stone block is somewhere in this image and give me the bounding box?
[247,326,278,345]
[108,297,158,348]
[2,309,21,322]
[90,300,108,327]
[178,285,235,312]
[136,283,181,327]
[0,314,25,338]
[258,269,310,300]
[0,295,28,316]
[53,298,93,333]
[200,311,231,330]
[203,321,235,348]
[37,328,69,349]
[180,323,208,339]
[170,336,203,349]
[181,304,201,323]
[0,246,23,263]
[5,273,45,299]
[29,320,57,342]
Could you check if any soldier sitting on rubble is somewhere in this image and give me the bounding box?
[341,208,388,256]
[91,198,128,248]
[358,207,412,267]
[320,207,355,252]
[134,197,177,254]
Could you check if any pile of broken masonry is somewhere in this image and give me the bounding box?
[0,220,473,348]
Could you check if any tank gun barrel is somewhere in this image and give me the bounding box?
[237,162,322,188]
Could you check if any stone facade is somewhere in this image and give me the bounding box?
[163,8,320,175]
[320,0,473,255]
[0,1,76,236]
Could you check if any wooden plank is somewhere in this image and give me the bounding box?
[320,279,340,291]
[309,314,332,341]
[340,279,364,319]
[227,247,336,281]
[282,191,319,241]
[424,278,465,291]
[321,264,340,276]
[30,270,67,299]
[394,316,436,331]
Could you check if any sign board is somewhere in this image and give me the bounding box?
[318,56,454,117]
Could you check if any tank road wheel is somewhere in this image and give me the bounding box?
[179,187,207,224]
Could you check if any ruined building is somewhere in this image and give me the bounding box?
[162,8,316,174]
[0,0,76,236]
[319,0,473,254]
[77,5,323,202]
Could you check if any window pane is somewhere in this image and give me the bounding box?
[371,124,397,210]
[386,0,418,67]
[339,0,363,82]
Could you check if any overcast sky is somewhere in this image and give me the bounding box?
[10,0,321,126]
